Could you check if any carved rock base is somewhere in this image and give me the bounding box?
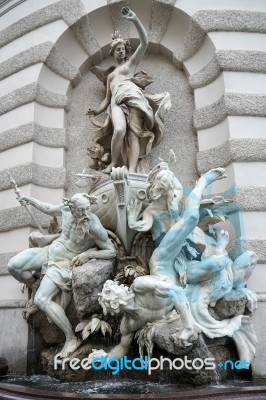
[41,335,248,385]
[72,259,116,319]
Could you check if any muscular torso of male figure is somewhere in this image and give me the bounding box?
[125,292,172,333]
[48,207,95,265]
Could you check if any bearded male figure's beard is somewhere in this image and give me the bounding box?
[75,218,90,242]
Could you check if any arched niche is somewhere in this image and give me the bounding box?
[36,0,213,195]
[66,52,197,195]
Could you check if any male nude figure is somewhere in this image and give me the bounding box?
[96,276,194,360]
[89,168,227,360]
[128,164,229,285]
[8,193,116,357]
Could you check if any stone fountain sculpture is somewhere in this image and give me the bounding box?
[88,166,257,367]
[7,6,258,386]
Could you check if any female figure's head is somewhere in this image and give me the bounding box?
[109,31,131,61]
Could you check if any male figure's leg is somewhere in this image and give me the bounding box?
[34,274,80,358]
[8,247,47,289]
[154,280,195,344]
[186,256,232,285]
[232,250,257,289]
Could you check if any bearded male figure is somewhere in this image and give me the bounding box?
[8,193,116,357]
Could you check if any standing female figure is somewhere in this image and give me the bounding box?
[88,7,171,174]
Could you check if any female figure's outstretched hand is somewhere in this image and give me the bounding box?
[86,108,96,116]
[121,6,136,21]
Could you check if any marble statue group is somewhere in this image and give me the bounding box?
[7,6,258,381]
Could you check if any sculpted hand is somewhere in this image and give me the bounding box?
[127,199,142,219]
[71,248,97,267]
[168,149,176,165]
[179,271,187,287]
[127,199,146,230]
[86,108,97,117]
[121,6,136,21]
[18,196,32,206]
[86,349,108,367]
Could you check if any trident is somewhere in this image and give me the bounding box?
[8,172,45,234]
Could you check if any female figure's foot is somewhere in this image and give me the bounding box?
[102,163,113,174]
[216,229,229,252]
[201,168,226,187]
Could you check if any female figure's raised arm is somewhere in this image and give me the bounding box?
[122,6,148,68]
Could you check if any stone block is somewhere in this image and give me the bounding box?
[72,259,116,319]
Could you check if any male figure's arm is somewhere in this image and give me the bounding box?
[18,196,62,216]
[71,238,116,266]
[107,330,134,359]
[89,237,116,259]
[71,214,116,266]
[88,319,134,361]
[131,275,160,295]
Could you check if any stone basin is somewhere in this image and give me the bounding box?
[1,378,266,399]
